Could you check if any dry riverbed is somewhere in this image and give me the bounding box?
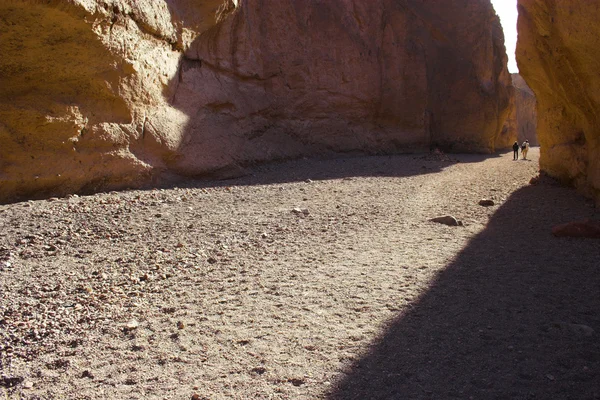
[2,148,599,399]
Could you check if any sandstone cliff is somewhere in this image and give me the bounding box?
[0,0,511,203]
[501,74,537,149]
[512,74,538,146]
[517,0,600,201]
[0,0,226,202]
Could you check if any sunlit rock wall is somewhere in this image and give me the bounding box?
[517,0,600,201]
[0,0,511,203]
[0,0,225,202]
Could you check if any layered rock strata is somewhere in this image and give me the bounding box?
[517,0,600,201]
[0,0,510,202]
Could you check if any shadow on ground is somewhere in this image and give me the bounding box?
[328,180,600,399]
[155,151,503,191]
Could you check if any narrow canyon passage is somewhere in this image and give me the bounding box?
[1,148,598,399]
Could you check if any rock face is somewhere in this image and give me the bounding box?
[498,74,538,149]
[511,74,538,146]
[517,0,600,201]
[0,0,511,203]
[508,74,538,146]
[0,0,226,202]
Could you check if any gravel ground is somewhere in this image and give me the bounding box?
[1,147,599,399]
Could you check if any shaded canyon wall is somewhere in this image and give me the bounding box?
[0,0,511,202]
[501,74,537,148]
[517,0,600,201]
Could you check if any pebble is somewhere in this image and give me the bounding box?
[429,215,462,226]
[125,320,140,330]
[478,199,495,206]
[291,207,309,216]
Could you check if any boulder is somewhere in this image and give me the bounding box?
[551,220,600,239]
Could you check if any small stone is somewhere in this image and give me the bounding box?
[125,319,139,331]
[44,244,57,252]
[429,215,462,226]
[478,199,495,206]
[191,394,201,400]
[292,207,309,216]
[288,377,305,386]
[546,374,555,381]
[23,381,34,389]
[251,366,267,375]
[559,322,595,337]
[0,377,23,388]
[81,370,94,379]
[177,321,185,330]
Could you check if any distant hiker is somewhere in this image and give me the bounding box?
[512,141,519,160]
[521,140,530,160]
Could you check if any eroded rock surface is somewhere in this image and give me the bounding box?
[517,0,600,201]
[511,74,538,146]
[0,0,510,202]
[0,0,226,202]
[501,74,537,149]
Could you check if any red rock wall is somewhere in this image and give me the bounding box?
[517,0,600,201]
[0,0,511,202]
[177,0,512,176]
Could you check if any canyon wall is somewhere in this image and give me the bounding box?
[517,0,600,201]
[0,0,511,202]
[0,0,227,202]
[502,74,537,148]
[511,74,538,146]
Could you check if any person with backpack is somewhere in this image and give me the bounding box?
[512,141,519,160]
[521,140,530,160]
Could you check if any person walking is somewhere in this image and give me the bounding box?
[521,140,530,160]
[512,141,519,160]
